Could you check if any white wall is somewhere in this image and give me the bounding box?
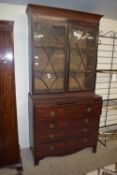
[0,3,117,148]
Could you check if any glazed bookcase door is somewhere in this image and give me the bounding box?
[32,16,66,93]
[68,24,97,91]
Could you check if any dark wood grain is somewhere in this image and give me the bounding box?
[34,117,99,144]
[26,4,102,165]
[34,101,102,120]
[28,93,102,164]
[26,4,102,26]
[0,21,21,168]
[35,134,97,159]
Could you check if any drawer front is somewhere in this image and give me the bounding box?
[34,117,99,144]
[35,135,97,158]
[35,102,102,120]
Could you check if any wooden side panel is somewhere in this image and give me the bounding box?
[0,21,20,167]
[28,95,35,155]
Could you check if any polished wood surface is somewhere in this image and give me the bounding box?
[27,4,102,26]
[28,93,102,164]
[27,4,102,165]
[35,134,97,159]
[0,21,21,168]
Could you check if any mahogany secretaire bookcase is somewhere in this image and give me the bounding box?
[26,4,103,165]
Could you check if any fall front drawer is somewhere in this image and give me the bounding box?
[34,102,102,120]
[35,134,97,158]
[34,117,99,144]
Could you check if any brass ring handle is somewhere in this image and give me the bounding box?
[50,145,54,150]
[84,119,89,123]
[83,139,87,143]
[50,111,55,117]
[49,123,55,129]
[87,107,92,112]
[83,128,88,133]
[49,134,54,139]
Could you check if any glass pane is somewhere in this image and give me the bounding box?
[69,72,95,91]
[33,17,66,93]
[69,24,97,91]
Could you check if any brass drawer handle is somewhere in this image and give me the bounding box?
[84,119,89,123]
[83,128,88,133]
[49,134,54,139]
[87,107,92,112]
[50,145,54,150]
[50,111,55,117]
[83,139,87,143]
[49,123,55,129]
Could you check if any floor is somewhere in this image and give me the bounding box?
[0,140,117,175]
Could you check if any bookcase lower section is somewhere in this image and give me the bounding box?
[28,93,102,165]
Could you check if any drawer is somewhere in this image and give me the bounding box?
[34,102,102,120]
[34,117,99,144]
[35,135,97,158]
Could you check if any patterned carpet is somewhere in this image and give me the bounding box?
[0,140,117,175]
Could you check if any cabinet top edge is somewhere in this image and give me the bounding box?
[26,4,103,23]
